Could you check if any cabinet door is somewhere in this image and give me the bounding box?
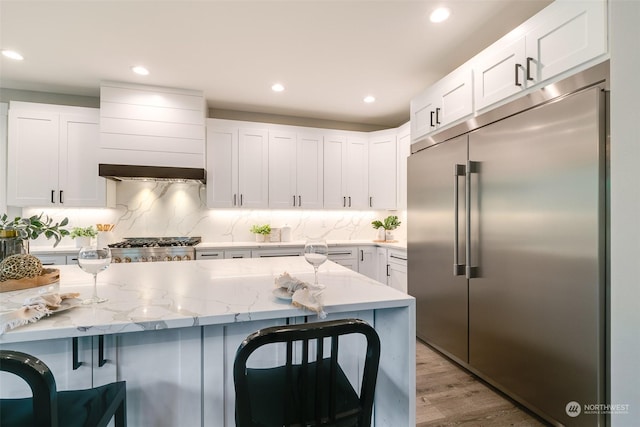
[526,0,607,83]
[368,133,397,209]
[473,36,527,111]
[357,246,377,281]
[268,131,297,208]
[438,68,473,126]
[7,110,59,206]
[327,246,358,272]
[345,136,369,209]
[238,128,269,208]
[296,133,324,209]
[59,113,108,207]
[116,328,202,427]
[387,250,408,293]
[0,337,93,397]
[206,125,239,208]
[410,89,437,142]
[323,135,347,209]
[376,247,387,284]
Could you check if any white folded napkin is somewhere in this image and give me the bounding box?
[0,292,79,334]
[274,272,326,319]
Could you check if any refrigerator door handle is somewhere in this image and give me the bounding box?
[466,160,480,279]
[453,163,466,276]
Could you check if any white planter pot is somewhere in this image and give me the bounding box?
[75,236,92,248]
[385,230,395,241]
[255,234,266,243]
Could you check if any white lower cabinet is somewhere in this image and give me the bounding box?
[327,246,358,271]
[387,249,408,294]
[0,337,94,398]
[224,249,252,259]
[196,250,224,260]
[115,327,202,427]
[357,246,378,281]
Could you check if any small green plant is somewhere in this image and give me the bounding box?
[70,226,98,239]
[250,224,272,235]
[371,215,401,231]
[0,212,70,247]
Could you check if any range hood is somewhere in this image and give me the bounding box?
[99,164,206,184]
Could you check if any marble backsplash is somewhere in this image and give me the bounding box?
[23,181,406,248]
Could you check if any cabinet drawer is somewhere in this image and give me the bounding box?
[252,248,303,258]
[33,254,67,266]
[387,249,407,265]
[327,246,357,260]
[196,251,224,260]
[224,250,252,259]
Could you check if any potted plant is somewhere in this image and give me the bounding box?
[70,226,98,248]
[371,215,401,241]
[250,224,271,242]
[0,213,70,261]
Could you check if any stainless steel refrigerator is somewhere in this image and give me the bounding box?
[408,62,608,426]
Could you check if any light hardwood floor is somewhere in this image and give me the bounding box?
[416,340,549,426]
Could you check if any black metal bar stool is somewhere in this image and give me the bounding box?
[234,318,381,427]
[0,350,127,427]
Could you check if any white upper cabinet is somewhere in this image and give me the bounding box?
[7,102,114,207]
[238,128,269,208]
[474,0,607,111]
[324,134,369,209]
[206,121,268,208]
[368,130,397,210]
[526,0,607,83]
[269,131,323,209]
[410,67,472,141]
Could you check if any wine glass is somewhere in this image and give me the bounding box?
[78,246,111,304]
[304,239,328,287]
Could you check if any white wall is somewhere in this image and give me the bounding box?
[610,0,640,424]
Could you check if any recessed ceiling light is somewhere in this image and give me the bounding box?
[364,95,376,104]
[131,65,150,76]
[272,83,285,92]
[430,7,450,23]
[1,50,24,61]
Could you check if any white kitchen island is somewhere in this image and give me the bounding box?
[0,257,415,426]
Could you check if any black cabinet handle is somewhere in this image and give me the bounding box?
[343,196,346,207]
[98,335,107,367]
[515,63,523,87]
[386,264,390,277]
[430,110,435,127]
[348,196,351,207]
[233,194,237,206]
[59,190,64,204]
[51,190,55,204]
[526,57,534,81]
[72,337,82,370]
[298,195,301,207]
[369,196,373,208]
[360,249,364,262]
[293,195,296,207]
[436,107,441,125]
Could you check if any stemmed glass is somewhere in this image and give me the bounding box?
[304,239,328,287]
[78,246,111,304]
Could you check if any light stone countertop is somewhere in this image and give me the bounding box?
[29,239,408,254]
[0,257,413,344]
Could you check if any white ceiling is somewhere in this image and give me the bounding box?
[0,0,552,128]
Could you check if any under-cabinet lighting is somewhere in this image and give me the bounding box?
[271,83,285,92]
[1,49,24,60]
[430,7,450,23]
[364,95,376,103]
